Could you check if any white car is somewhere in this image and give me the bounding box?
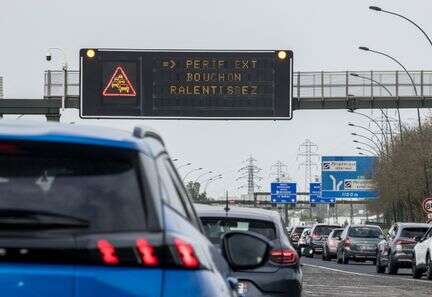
[412,226,432,279]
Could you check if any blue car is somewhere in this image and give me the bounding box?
[0,121,272,297]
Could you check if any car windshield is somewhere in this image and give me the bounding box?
[331,229,343,238]
[0,141,146,233]
[348,227,382,238]
[200,217,276,244]
[400,227,429,239]
[293,227,306,235]
[314,225,339,236]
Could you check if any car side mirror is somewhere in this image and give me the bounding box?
[414,236,422,242]
[221,231,272,271]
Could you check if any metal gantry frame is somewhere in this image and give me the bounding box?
[1,70,432,121]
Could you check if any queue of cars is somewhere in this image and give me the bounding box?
[289,221,432,280]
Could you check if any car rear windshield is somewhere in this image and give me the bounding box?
[0,141,146,233]
[331,229,343,238]
[200,217,277,244]
[293,227,306,235]
[348,227,382,238]
[314,225,339,236]
[400,227,429,239]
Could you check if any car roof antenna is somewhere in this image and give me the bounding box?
[224,190,230,213]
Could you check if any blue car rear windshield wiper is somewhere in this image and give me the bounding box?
[0,209,90,229]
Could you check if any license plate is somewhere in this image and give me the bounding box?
[237,282,248,295]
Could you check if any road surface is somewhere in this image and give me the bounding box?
[301,256,432,296]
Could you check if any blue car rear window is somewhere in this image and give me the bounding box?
[0,141,146,233]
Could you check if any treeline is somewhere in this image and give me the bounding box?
[371,119,432,223]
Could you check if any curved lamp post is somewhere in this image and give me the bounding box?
[353,140,380,155]
[369,6,432,48]
[183,167,203,182]
[351,132,384,153]
[204,176,223,193]
[194,171,213,183]
[348,123,386,148]
[358,46,421,128]
[177,162,192,170]
[350,72,399,140]
[356,146,378,156]
[347,108,390,146]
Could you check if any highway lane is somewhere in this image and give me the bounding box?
[301,255,432,297]
[301,254,414,279]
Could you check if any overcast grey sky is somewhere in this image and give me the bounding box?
[1,0,431,198]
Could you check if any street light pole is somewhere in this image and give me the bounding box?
[348,123,386,149]
[350,73,399,141]
[358,46,421,129]
[353,140,380,155]
[356,146,378,156]
[177,162,192,170]
[351,133,384,154]
[347,109,390,146]
[194,171,213,183]
[204,176,223,193]
[369,6,432,48]
[183,167,203,182]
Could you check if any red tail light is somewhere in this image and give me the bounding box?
[344,238,351,248]
[396,239,416,245]
[271,248,298,265]
[136,239,159,266]
[175,239,200,269]
[97,240,119,265]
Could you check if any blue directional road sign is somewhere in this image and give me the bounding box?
[271,182,297,204]
[321,156,378,201]
[309,183,335,204]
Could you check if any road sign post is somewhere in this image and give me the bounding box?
[271,183,297,204]
[80,49,293,119]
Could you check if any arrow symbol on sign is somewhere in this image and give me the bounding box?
[163,60,176,69]
[169,60,176,69]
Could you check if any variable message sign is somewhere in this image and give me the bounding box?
[80,49,293,119]
[271,182,297,204]
[321,156,378,201]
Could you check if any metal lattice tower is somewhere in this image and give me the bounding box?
[297,139,319,192]
[237,156,262,199]
[270,161,289,182]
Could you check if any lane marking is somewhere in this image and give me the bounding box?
[303,263,432,284]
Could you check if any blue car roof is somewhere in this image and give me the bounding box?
[0,121,152,152]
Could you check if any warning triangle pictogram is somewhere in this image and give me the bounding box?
[102,66,137,97]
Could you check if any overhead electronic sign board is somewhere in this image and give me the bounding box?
[80,49,293,119]
[321,156,378,201]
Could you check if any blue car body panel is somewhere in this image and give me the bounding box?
[0,263,163,297]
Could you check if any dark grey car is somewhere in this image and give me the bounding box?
[305,224,340,257]
[196,204,303,297]
[336,224,383,265]
[376,223,430,274]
